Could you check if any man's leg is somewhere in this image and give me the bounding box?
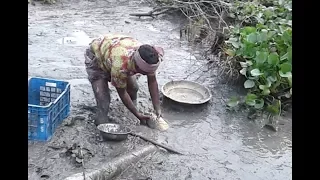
[85,48,111,125]
[91,79,111,125]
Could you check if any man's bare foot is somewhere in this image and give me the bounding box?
[94,115,112,126]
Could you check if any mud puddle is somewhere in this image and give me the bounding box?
[28,0,292,180]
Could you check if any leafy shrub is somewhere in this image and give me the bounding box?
[225,0,292,115]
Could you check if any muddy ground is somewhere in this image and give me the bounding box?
[28,0,292,180]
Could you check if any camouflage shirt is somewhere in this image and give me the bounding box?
[91,34,141,88]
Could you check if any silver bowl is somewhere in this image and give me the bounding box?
[97,123,131,141]
[161,80,212,105]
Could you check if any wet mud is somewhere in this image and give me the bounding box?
[28,0,292,180]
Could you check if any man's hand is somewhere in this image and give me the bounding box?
[137,114,151,121]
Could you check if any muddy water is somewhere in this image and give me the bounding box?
[28,0,292,180]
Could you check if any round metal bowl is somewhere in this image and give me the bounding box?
[97,123,131,141]
[161,80,212,105]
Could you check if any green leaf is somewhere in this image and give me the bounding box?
[266,79,272,87]
[256,12,263,18]
[226,38,240,48]
[263,9,273,19]
[247,33,257,43]
[267,31,276,38]
[286,20,292,26]
[254,99,264,109]
[259,85,268,90]
[266,100,281,115]
[280,52,288,61]
[279,26,285,34]
[240,68,247,76]
[266,76,276,87]
[244,80,255,88]
[262,88,271,95]
[279,0,285,5]
[268,53,280,65]
[248,76,259,80]
[247,61,253,66]
[287,46,292,62]
[242,46,257,59]
[279,71,292,78]
[227,97,240,107]
[251,69,264,76]
[280,62,292,73]
[257,29,268,42]
[255,51,268,64]
[240,60,253,68]
[282,29,292,44]
[255,17,265,24]
[259,85,271,95]
[245,93,257,106]
[256,23,268,30]
[267,76,277,83]
[240,62,248,68]
[226,49,236,56]
[287,76,292,87]
[229,13,236,18]
[284,92,291,98]
[243,26,256,35]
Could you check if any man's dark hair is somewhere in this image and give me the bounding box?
[138,44,159,64]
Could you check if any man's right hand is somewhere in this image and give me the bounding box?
[137,114,151,122]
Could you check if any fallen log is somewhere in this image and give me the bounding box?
[64,145,157,180]
[129,6,179,18]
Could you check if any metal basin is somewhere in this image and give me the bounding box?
[97,123,131,141]
[161,80,212,105]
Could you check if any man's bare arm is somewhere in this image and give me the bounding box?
[116,88,141,118]
[147,73,161,116]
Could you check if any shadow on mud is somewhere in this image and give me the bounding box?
[161,95,211,114]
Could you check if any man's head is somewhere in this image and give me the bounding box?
[134,44,164,75]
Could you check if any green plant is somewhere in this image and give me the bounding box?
[225,0,292,115]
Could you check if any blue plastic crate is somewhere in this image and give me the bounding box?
[28,77,71,141]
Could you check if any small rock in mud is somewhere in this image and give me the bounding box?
[137,162,142,168]
[264,124,278,132]
[64,143,94,167]
[51,154,61,159]
[156,161,163,165]
[247,110,257,120]
[74,115,86,121]
[79,105,98,113]
[36,32,44,36]
[35,167,43,174]
[64,118,74,126]
[65,115,86,126]
[75,157,83,164]
[40,175,50,179]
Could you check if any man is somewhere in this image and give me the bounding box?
[84,34,164,126]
